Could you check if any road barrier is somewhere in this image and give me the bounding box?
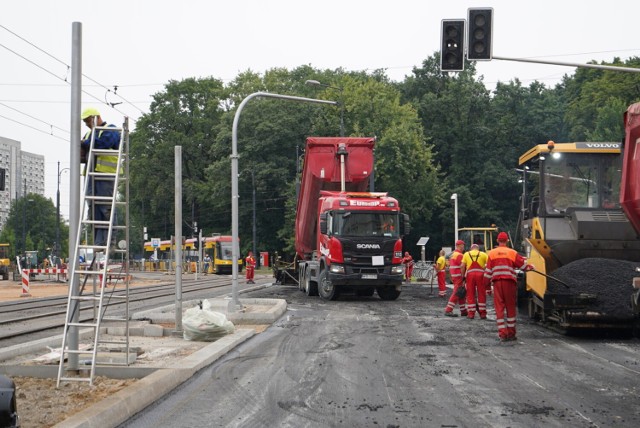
[20,268,68,297]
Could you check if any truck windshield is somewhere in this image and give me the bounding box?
[543,152,621,214]
[332,212,399,237]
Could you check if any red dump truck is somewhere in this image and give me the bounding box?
[275,137,410,301]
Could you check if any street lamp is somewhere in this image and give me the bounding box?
[230,92,338,310]
[451,193,458,243]
[305,79,345,137]
[56,162,70,262]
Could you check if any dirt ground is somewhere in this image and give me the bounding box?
[1,276,169,427]
[13,375,137,428]
[0,275,162,303]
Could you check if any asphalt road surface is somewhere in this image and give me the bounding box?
[121,283,640,428]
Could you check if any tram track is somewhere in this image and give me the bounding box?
[0,274,254,345]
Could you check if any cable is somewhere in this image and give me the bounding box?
[0,25,144,119]
[0,113,67,141]
[0,24,67,67]
[0,42,67,82]
[0,102,69,134]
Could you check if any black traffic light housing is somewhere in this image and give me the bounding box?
[440,19,465,72]
[467,8,493,60]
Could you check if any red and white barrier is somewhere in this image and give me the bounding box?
[20,268,68,297]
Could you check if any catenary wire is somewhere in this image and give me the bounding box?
[0,113,67,141]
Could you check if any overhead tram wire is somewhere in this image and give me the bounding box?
[0,113,66,141]
[0,24,145,119]
[0,40,130,128]
[0,101,69,136]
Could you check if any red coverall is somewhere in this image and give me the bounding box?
[462,249,488,319]
[402,252,414,282]
[245,254,256,283]
[445,249,467,316]
[484,245,528,340]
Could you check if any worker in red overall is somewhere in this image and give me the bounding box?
[435,249,447,297]
[245,251,256,284]
[402,252,414,283]
[484,232,533,341]
[461,244,489,319]
[444,240,467,317]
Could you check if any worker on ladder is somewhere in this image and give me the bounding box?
[81,108,121,249]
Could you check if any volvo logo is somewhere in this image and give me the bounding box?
[357,243,381,249]
[577,142,620,149]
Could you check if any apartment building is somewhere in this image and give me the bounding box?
[0,136,45,231]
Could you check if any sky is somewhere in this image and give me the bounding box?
[2,0,640,220]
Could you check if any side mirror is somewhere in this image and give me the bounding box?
[319,212,328,235]
[400,213,411,236]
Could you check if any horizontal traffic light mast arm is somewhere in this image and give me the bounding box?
[493,55,640,74]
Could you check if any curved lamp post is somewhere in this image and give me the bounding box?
[230,92,338,310]
[305,79,344,137]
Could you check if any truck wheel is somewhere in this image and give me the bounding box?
[318,269,338,301]
[377,287,400,301]
[305,270,318,296]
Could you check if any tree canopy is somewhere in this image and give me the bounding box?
[124,56,640,259]
[5,54,639,261]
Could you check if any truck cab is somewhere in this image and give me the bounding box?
[311,192,408,300]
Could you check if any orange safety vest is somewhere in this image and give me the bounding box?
[484,246,527,283]
[449,250,464,280]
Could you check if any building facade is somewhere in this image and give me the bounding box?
[0,136,45,231]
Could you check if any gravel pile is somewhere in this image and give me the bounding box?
[546,258,640,318]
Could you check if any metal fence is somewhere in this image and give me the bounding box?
[412,261,436,282]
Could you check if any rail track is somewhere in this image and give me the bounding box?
[0,273,265,347]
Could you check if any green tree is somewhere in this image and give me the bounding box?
[129,77,228,255]
[0,194,65,262]
[564,57,640,140]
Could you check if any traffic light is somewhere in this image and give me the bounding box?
[440,19,465,72]
[0,168,5,191]
[467,8,493,60]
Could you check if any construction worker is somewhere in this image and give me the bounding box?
[402,251,414,283]
[245,251,256,284]
[461,244,489,319]
[435,249,447,297]
[203,254,212,275]
[444,240,468,317]
[484,232,534,342]
[81,108,120,249]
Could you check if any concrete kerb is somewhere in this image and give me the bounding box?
[55,329,256,428]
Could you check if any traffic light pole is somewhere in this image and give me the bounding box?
[492,56,640,74]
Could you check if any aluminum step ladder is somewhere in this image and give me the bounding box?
[57,117,131,387]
